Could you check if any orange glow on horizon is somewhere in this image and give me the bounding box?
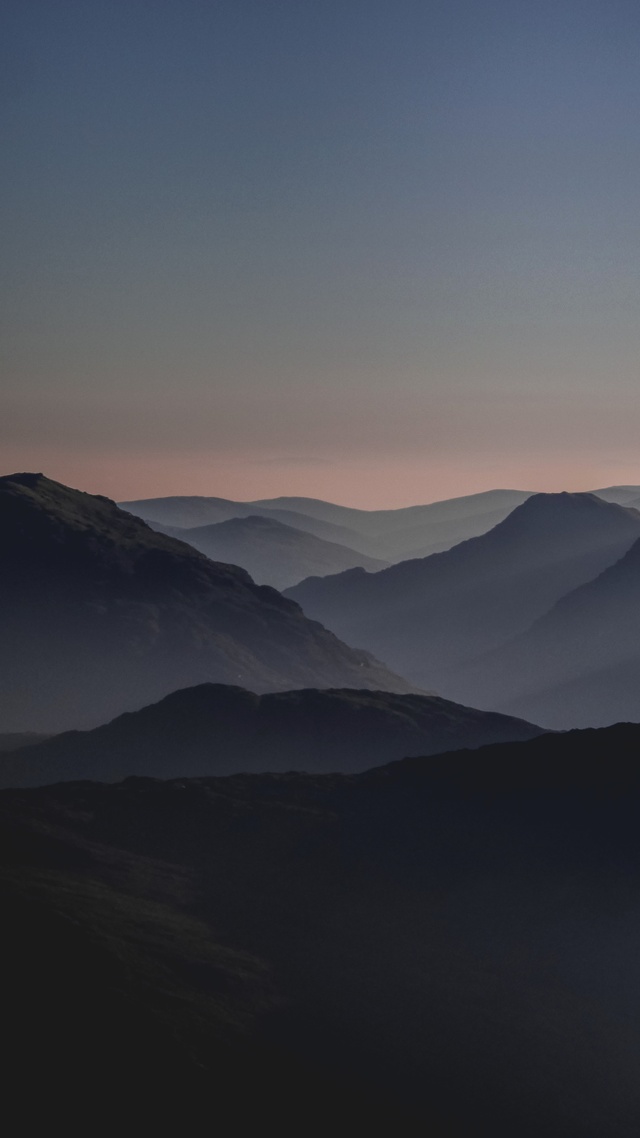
[2,443,639,509]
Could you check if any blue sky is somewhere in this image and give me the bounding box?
[3,0,640,504]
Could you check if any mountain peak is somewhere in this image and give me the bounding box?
[509,490,614,514]
[493,490,639,539]
[1,471,46,487]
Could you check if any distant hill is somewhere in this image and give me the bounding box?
[0,473,412,732]
[455,534,640,728]
[5,723,640,1133]
[593,485,640,505]
[286,493,640,692]
[120,493,368,549]
[0,682,542,787]
[122,488,533,562]
[155,515,388,590]
[251,488,532,535]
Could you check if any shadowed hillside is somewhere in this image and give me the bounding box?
[155,514,388,589]
[0,683,542,787]
[455,533,640,728]
[4,724,640,1133]
[0,473,412,732]
[286,493,640,693]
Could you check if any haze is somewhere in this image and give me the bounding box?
[3,1,640,507]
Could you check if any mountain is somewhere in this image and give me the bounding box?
[120,493,370,550]
[593,484,640,505]
[0,473,412,733]
[252,487,532,537]
[455,534,640,729]
[378,496,533,559]
[120,493,252,528]
[5,724,640,1134]
[155,515,388,590]
[0,682,543,788]
[286,492,640,693]
[122,488,533,562]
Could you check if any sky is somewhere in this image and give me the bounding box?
[2,0,640,507]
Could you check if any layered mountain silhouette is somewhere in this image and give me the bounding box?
[249,488,535,559]
[123,488,533,562]
[5,723,640,1134]
[121,493,369,549]
[155,514,387,590]
[592,484,640,505]
[0,473,412,732]
[0,682,542,788]
[455,533,640,728]
[286,493,640,692]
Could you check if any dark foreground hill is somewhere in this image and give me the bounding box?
[0,683,542,787]
[0,473,411,732]
[156,514,388,589]
[0,733,48,753]
[286,492,640,693]
[4,724,640,1134]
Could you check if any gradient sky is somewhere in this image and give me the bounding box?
[2,0,640,506]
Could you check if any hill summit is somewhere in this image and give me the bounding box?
[286,491,640,691]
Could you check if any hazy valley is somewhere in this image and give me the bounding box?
[4,468,640,1135]
[8,5,640,1131]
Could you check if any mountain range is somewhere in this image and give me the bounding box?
[591,484,640,506]
[0,682,542,787]
[122,484,640,564]
[286,492,640,698]
[5,723,640,1134]
[0,473,411,732]
[154,513,388,589]
[455,532,640,728]
[122,487,534,561]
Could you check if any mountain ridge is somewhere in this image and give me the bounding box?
[0,472,413,732]
[122,488,534,561]
[456,532,640,728]
[0,681,543,788]
[154,513,388,589]
[285,492,640,693]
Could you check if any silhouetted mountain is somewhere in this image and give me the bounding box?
[0,683,542,788]
[121,493,248,527]
[5,723,640,1134]
[246,506,364,546]
[384,498,533,559]
[121,493,369,550]
[251,489,530,537]
[286,493,640,692]
[155,515,388,590]
[123,488,533,562]
[456,534,640,729]
[0,473,412,732]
